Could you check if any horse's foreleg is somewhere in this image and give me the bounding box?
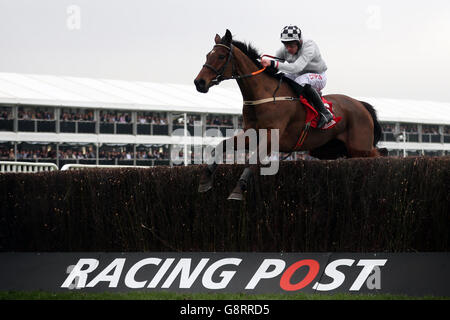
[198,148,219,193]
[227,167,253,201]
[198,132,250,193]
[198,141,224,193]
[227,129,274,201]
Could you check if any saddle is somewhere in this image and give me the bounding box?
[277,74,342,130]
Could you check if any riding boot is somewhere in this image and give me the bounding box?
[303,84,333,129]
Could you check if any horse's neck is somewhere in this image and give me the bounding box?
[232,47,306,130]
[233,49,277,101]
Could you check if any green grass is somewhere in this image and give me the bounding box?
[1,291,448,300]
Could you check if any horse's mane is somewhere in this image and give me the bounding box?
[230,40,262,67]
[227,39,279,77]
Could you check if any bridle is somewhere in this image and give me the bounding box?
[202,43,266,86]
[201,43,312,153]
[202,44,301,106]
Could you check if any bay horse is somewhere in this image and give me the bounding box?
[194,30,381,200]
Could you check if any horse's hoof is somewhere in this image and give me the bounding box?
[227,192,243,201]
[198,181,213,193]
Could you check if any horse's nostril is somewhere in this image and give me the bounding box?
[195,79,207,92]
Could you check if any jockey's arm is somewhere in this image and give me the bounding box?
[276,42,315,74]
[262,41,316,74]
[261,48,285,68]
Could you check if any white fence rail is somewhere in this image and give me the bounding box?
[61,164,150,171]
[0,161,59,173]
[0,162,152,173]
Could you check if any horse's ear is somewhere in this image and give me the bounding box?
[223,29,232,45]
[214,34,221,44]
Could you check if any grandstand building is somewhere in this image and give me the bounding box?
[0,72,449,168]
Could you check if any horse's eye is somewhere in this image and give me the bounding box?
[218,55,226,60]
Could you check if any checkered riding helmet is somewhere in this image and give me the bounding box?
[280,25,302,42]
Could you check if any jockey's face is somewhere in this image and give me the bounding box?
[284,41,299,55]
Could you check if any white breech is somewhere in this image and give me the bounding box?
[286,72,327,94]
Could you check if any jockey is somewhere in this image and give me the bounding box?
[261,25,333,129]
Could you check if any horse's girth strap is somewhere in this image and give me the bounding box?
[243,96,299,106]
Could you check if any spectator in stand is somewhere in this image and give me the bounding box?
[18,108,54,120]
[399,124,418,133]
[422,126,439,134]
[60,110,94,121]
[381,123,395,132]
[0,110,12,119]
[100,112,132,123]
[0,148,14,159]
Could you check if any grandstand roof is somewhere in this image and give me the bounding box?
[0,72,449,125]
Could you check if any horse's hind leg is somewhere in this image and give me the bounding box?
[347,147,379,158]
[345,127,380,158]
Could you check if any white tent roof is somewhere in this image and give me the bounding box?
[0,72,242,115]
[355,96,450,125]
[0,72,449,125]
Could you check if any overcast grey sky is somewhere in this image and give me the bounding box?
[0,0,449,102]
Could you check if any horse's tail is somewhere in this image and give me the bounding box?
[359,101,382,147]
